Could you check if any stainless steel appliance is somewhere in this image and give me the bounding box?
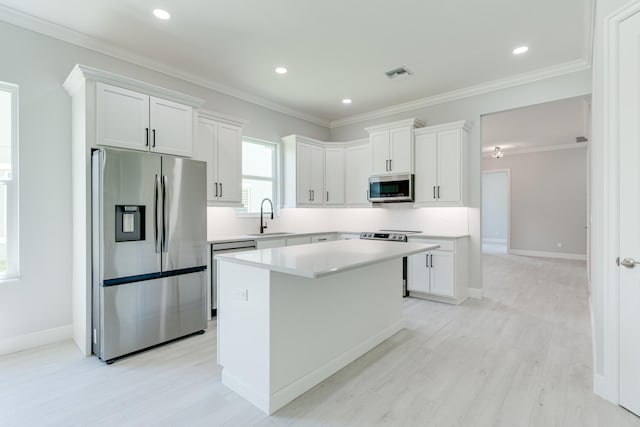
[210,239,256,316]
[360,230,421,296]
[368,174,414,203]
[92,148,207,363]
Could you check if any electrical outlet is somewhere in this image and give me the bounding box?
[237,288,248,301]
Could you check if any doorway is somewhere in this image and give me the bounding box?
[482,170,509,254]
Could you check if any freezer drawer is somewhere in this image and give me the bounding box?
[96,270,206,362]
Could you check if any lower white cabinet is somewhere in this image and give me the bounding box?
[256,238,287,249]
[311,233,336,243]
[407,237,469,304]
[286,236,312,246]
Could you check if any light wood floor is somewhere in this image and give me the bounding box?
[2,253,639,426]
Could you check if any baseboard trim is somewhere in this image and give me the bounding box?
[509,249,586,261]
[482,238,507,244]
[594,373,619,405]
[468,288,484,299]
[0,324,73,356]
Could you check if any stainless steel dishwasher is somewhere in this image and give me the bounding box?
[211,240,257,316]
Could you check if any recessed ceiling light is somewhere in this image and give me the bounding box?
[275,67,288,74]
[342,98,352,105]
[513,46,529,55]
[153,9,171,20]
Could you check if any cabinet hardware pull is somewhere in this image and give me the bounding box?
[430,254,434,268]
[389,159,392,171]
[219,183,223,197]
[152,129,156,147]
[385,159,389,171]
[437,186,440,199]
[312,190,315,201]
[309,189,312,201]
[426,254,429,268]
[214,182,218,197]
[326,191,329,202]
[145,128,149,147]
[433,186,436,199]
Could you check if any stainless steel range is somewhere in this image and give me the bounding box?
[360,230,421,296]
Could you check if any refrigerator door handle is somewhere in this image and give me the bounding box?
[154,174,162,253]
[162,175,169,253]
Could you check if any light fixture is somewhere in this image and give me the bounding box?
[342,98,352,105]
[153,9,171,20]
[513,45,529,55]
[275,67,288,74]
[492,146,504,159]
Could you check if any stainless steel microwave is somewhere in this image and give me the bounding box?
[368,174,414,203]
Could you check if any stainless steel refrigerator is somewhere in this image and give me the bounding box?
[91,148,207,363]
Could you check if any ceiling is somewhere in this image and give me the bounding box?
[0,0,592,126]
[481,95,591,152]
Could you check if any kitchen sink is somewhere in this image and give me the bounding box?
[247,232,292,236]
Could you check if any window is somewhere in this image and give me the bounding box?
[238,138,278,214]
[0,82,18,280]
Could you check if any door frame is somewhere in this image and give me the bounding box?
[594,0,640,405]
[481,169,511,253]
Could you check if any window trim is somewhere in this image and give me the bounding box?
[0,81,19,281]
[236,137,280,217]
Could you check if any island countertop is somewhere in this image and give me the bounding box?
[215,239,438,279]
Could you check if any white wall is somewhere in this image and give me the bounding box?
[0,20,330,352]
[482,171,508,243]
[483,148,587,256]
[330,69,592,295]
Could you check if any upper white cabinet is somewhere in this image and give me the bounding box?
[96,82,193,157]
[414,120,471,206]
[324,147,345,205]
[345,143,371,206]
[283,135,326,207]
[194,111,246,206]
[366,118,424,175]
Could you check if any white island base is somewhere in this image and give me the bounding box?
[218,258,403,414]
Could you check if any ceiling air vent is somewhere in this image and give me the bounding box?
[385,66,413,80]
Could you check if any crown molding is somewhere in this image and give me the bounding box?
[415,120,473,135]
[364,118,425,133]
[330,59,591,129]
[0,4,330,128]
[198,108,249,128]
[482,142,588,157]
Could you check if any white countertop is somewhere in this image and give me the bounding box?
[215,239,439,278]
[208,231,469,244]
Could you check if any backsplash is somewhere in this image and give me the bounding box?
[206,206,469,240]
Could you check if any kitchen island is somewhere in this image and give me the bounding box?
[215,239,438,414]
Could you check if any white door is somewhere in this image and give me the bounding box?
[345,144,371,205]
[324,147,345,205]
[389,126,412,174]
[370,130,390,175]
[149,97,193,157]
[407,253,430,293]
[414,133,438,202]
[308,144,324,205]
[437,129,462,203]
[429,251,455,297]
[296,143,312,204]
[96,82,149,151]
[194,120,217,201]
[216,124,242,203]
[618,10,640,416]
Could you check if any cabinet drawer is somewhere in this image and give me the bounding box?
[409,239,454,251]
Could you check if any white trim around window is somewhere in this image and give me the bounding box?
[236,137,280,217]
[0,81,19,281]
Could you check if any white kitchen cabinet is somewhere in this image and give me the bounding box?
[256,238,286,249]
[311,233,336,243]
[286,236,312,246]
[407,237,469,304]
[283,135,326,207]
[194,113,245,206]
[366,118,423,175]
[345,143,371,206]
[96,82,193,157]
[414,120,471,206]
[324,147,345,205]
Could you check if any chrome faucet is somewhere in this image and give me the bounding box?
[260,198,274,234]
